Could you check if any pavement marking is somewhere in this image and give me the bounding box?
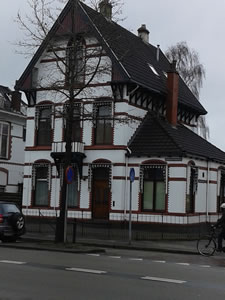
[176,263,190,266]
[201,265,211,268]
[86,254,100,257]
[152,260,166,263]
[108,256,121,259]
[129,258,143,261]
[141,276,186,284]
[0,260,26,265]
[66,267,107,274]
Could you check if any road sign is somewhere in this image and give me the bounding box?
[129,168,135,182]
[65,166,74,184]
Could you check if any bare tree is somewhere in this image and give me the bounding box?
[165,41,209,139]
[15,0,125,57]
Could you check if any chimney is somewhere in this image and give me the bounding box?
[137,24,149,43]
[166,60,179,127]
[11,91,21,112]
[99,0,112,20]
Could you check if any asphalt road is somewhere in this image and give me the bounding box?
[0,247,225,299]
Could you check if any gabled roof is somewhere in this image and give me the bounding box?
[15,0,206,115]
[128,113,225,164]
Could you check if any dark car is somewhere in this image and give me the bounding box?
[0,202,25,242]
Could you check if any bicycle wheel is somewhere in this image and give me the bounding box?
[197,237,216,256]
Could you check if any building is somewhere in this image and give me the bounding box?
[16,0,225,229]
[0,85,26,204]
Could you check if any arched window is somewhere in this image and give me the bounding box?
[66,36,85,85]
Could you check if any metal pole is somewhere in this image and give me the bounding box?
[129,180,132,245]
[64,184,68,243]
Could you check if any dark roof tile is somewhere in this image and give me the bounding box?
[128,113,225,163]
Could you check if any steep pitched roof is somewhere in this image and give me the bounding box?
[15,0,206,115]
[128,113,225,163]
[0,85,11,102]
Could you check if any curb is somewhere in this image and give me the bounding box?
[20,236,198,256]
[78,241,199,256]
[0,240,105,255]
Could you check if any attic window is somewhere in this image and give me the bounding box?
[148,64,159,76]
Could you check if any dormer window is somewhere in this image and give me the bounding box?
[163,71,168,78]
[148,63,159,76]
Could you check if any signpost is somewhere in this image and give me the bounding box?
[129,168,135,245]
[64,166,74,243]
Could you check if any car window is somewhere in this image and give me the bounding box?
[2,204,20,214]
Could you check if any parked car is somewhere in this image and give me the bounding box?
[0,202,25,242]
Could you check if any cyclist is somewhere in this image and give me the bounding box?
[214,203,225,251]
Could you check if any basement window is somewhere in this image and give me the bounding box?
[148,63,159,76]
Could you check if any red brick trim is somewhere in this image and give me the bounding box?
[85,145,127,150]
[128,163,140,167]
[168,164,187,168]
[210,168,218,172]
[209,180,217,185]
[26,146,52,151]
[113,163,126,167]
[113,176,126,180]
[168,177,187,182]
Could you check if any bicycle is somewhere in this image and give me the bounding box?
[197,226,219,256]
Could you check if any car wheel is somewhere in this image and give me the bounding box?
[9,213,25,232]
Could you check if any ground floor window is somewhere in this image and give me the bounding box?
[141,165,166,212]
[33,164,50,207]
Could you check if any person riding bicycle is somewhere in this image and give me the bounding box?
[214,203,225,251]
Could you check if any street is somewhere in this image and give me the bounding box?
[0,246,225,299]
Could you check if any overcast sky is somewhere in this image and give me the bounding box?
[0,0,225,151]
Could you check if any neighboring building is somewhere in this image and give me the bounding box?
[0,85,26,204]
[16,0,225,227]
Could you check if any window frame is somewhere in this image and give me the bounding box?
[140,165,166,212]
[186,165,198,213]
[0,122,10,159]
[66,37,86,86]
[35,105,52,146]
[94,102,113,145]
[32,163,51,207]
[63,103,82,143]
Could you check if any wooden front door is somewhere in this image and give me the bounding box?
[92,168,110,219]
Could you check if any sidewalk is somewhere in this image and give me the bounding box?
[0,232,199,255]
